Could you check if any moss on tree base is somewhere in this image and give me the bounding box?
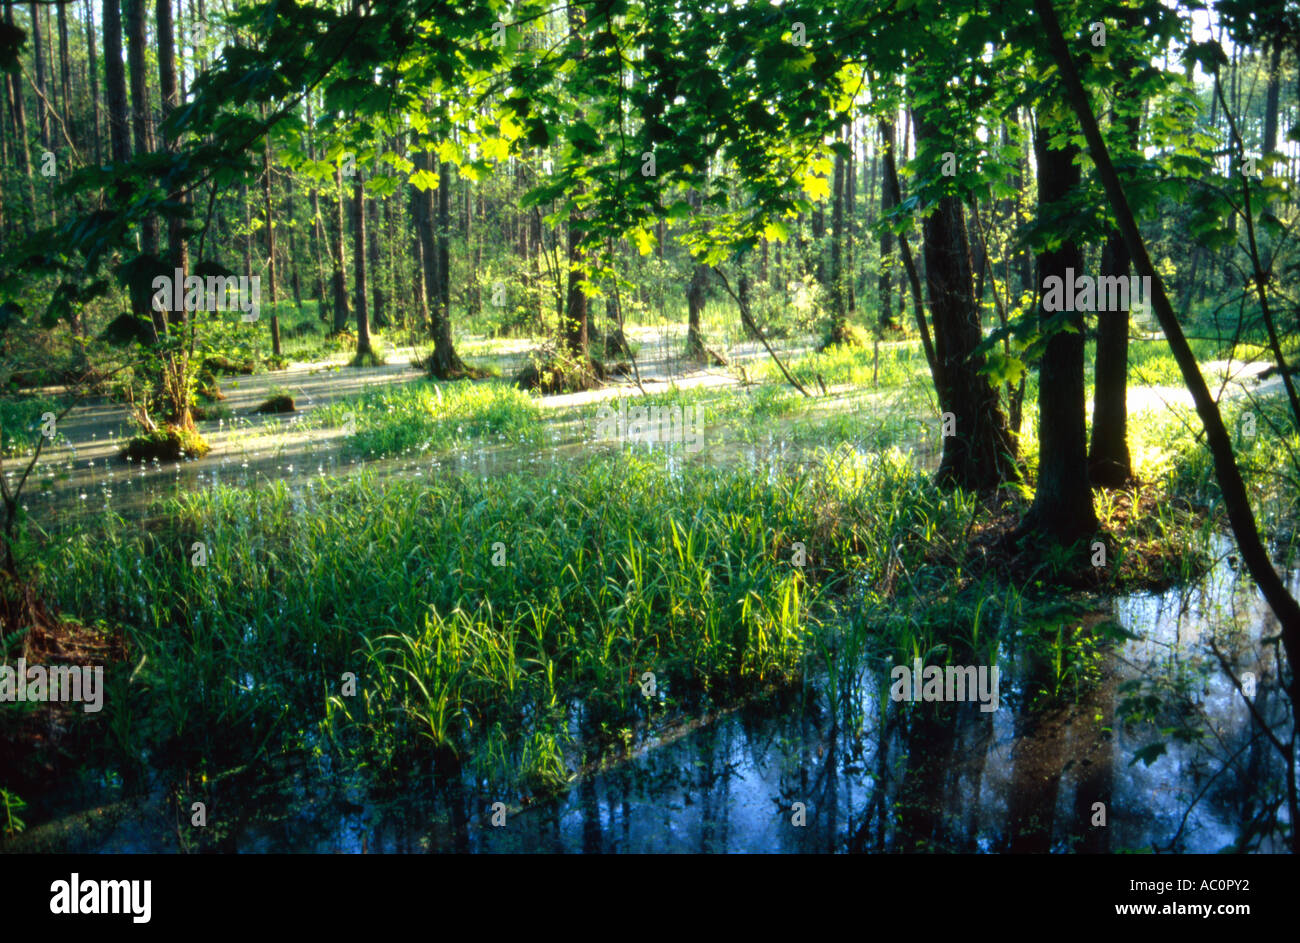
[123,426,211,462]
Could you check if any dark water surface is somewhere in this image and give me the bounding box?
[17,537,1292,853]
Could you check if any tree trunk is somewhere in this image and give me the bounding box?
[103,0,130,165]
[878,119,897,329]
[29,3,49,152]
[436,157,452,331]
[1022,120,1096,544]
[4,3,35,229]
[687,264,708,357]
[828,136,849,342]
[264,131,281,356]
[285,176,303,309]
[562,218,589,357]
[331,165,350,334]
[413,147,464,377]
[126,0,162,335]
[352,178,372,358]
[367,193,386,328]
[86,0,102,166]
[913,111,1016,492]
[55,0,71,142]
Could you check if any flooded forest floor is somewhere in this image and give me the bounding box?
[2,331,1296,853]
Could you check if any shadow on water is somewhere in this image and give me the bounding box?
[18,534,1292,853]
[6,379,1284,853]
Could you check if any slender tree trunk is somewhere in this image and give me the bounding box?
[284,175,302,309]
[828,133,849,343]
[56,0,71,143]
[86,0,102,166]
[436,157,451,331]
[30,3,49,152]
[847,118,856,314]
[304,97,327,319]
[264,131,281,356]
[352,178,372,358]
[5,2,35,229]
[331,165,349,334]
[878,119,897,329]
[367,193,386,328]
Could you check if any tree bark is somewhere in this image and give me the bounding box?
[367,193,386,328]
[828,133,849,343]
[878,119,897,329]
[264,131,281,356]
[4,3,35,229]
[86,0,102,166]
[29,3,49,152]
[126,0,162,335]
[102,0,130,165]
[1022,120,1097,544]
[330,164,350,334]
[352,178,372,358]
[1036,0,1300,851]
[913,111,1017,492]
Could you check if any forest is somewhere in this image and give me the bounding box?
[0,0,1297,856]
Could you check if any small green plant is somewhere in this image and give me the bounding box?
[1,789,27,837]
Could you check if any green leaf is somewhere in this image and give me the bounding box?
[1130,742,1167,767]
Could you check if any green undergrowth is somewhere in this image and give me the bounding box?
[32,445,970,798]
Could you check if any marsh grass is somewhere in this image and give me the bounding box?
[15,326,1298,824]
[32,441,988,799]
[312,380,544,458]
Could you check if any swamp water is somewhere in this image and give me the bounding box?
[14,531,1293,853]
[5,394,1290,853]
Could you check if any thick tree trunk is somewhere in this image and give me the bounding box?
[912,113,1016,492]
[102,0,129,165]
[1023,122,1097,544]
[562,219,589,357]
[1036,0,1300,851]
[413,148,464,377]
[126,0,162,335]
